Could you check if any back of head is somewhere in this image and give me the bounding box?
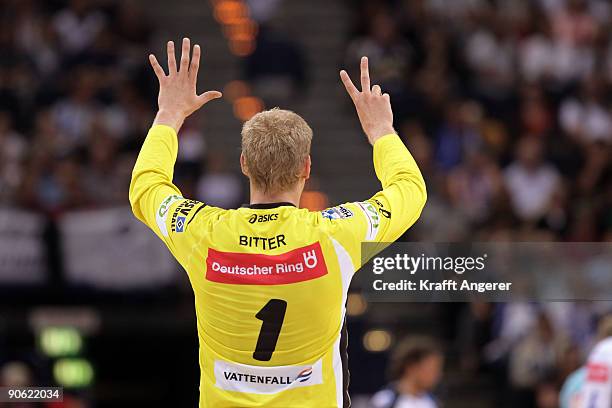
[597,314,612,340]
[388,336,442,381]
[241,108,313,194]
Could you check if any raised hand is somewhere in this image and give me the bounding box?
[340,57,395,145]
[149,38,222,132]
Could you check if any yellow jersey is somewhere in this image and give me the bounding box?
[129,125,426,407]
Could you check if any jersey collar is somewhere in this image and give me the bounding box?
[247,202,296,209]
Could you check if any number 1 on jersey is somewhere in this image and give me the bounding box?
[253,299,287,361]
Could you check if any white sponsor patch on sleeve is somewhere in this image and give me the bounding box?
[155,194,183,237]
[321,205,354,220]
[356,201,380,241]
[214,358,323,394]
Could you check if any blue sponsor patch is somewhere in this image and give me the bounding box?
[321,205,353,220]
[175,216,186,233]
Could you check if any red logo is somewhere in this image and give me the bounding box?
[587,363,610,383]
[206,242,328,285]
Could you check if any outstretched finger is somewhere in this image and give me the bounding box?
[196,90,223,107]
[383,93,391,106]
[167,41,177,73]
[149,54,165,79]
[180,37,190,74]
[340,70,358,101]
[360,56,370,93]
[190,44,201,81]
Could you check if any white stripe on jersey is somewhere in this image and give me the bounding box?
[331,238,355,408]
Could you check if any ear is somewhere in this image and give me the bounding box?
[302,155,311,180]
[240,153,249,177]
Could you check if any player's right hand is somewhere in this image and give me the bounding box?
[340,57,396,145]
[149,37,222,132]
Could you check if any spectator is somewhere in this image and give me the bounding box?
[82,128,123,206]
[345,9,411,96]
[13,0,60,77]
[446,147,505,224]
[551,0,598,46]
[52,0,106,55]
[51,68,100,147]
[244,25,307,107]
[508,312,568,404]
[434,101,483,172]
[504,137,561,223]
[0,112,26,204]
[464,22,516,100]
[559,77,612,144]
[370,337,444,408]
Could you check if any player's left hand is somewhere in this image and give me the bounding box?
[149,37,222,131]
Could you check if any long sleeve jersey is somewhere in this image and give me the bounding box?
[129,125,426,407]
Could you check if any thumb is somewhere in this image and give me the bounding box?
[197,91,223,107]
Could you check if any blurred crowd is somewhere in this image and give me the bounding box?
[347,0,611,243]
[345,0,611,407]
[0,0,153,214]
[9,0,610,239]
[1,0,612,407]
[0,0,247,216]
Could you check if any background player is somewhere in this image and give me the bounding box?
[567,315,612,408]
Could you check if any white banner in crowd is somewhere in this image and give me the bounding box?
[60,207,177,290]
[0,208,47,284]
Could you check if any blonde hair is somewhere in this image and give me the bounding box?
[241,108,312,193]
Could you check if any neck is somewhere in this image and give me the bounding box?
[397,377,423,397]
[249,185,302,207]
